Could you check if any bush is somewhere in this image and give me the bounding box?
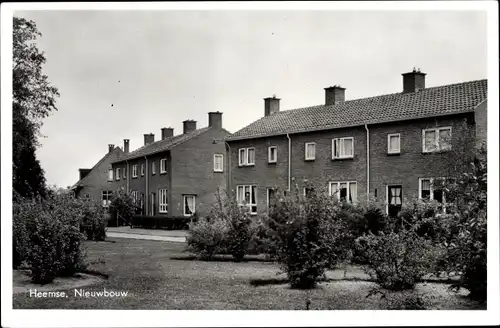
[356,230,439,290]
[247,219,279,259]
[267,185,350,289]
[108,189,135,226]
[131,215,190,230]
[80,198,107,241]
[186,216,229,260]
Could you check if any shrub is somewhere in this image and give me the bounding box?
[108,189,135,226]
[356,230,439,290]
[247,219,278,259]
[186,216,229,260]
[221,195,252,261]
[268,185,350,289]
[80,198,107,241]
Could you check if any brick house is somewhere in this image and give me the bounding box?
[72,145,124,207]
[226,69,487,217]
[110,112,231,218]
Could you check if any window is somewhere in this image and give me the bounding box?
[183,195,196,216]
[160,159,167,174]
[238,148,255,166]
[329,181,357,203]
[305,142,316,160]
[152,162,156,175]
[268,146,277,163]
[236,185,257,214]
[141,164,145,176]
[267,188,277,208]
[159,189,168,213]
[422,127,452,153]
[332,137,354,159]
[132,165,138,178]
[387,133,401,154]
[123,167,126,178]
[130,190,139,204]
[115,168,120,180]
[108,169,113,181]
[214,154,224,172]
[387,185,403,217]
[419,178,447,203]
[101,191,113,207]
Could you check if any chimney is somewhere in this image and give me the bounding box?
[402,68,426,93]
[143,133,155,146]
[324,85,346,106]
[79,168,91,180]
[183,120,197,134]
[208,111,222,129]
[161,127,174,140]
[264,95,280,116]
[108,144,115,153]
[123,139,130,154]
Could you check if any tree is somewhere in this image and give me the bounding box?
[13,17,59,199]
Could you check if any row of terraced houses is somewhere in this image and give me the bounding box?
[72,69,488,219]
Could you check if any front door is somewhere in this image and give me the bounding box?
[388,185,403,218]
[150,192,155,216]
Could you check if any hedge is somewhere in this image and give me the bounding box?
[131,215,190,230]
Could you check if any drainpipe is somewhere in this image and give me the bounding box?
[144,156,148,215]
[286,133,291,192]
[364,124,370,202]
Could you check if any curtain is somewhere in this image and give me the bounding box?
[424,131,436,151]
[247,149,255,164]
[343,139,353,156]
[390,135,399,152]
[185,196,195,215]
[390,187,402,205]
[439,129,451,149]
[330,183,338,197]
[307,144,315,158]
[349,182,357,203]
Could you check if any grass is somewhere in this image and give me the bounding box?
[13,238,485,310]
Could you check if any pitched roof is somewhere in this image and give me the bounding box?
[226,79,487,141]
[113,126,215,163]
[72,147,124,189]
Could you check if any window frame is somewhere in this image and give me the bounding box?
[132,165,138,178]
[160,158,167,174]
[246,147,255,166]
[387,133,401,154]
[152,161,156,175]
[305,142,316,161]
[108,168,113,181]
[101,190,113,208]
[159,188,168,213]
[213,154,224,172]
[266,187,277,208]
[332,137,354,159]
[236,185,258,215]
[115,168,120,180]
[183,195,196,216]
[268,146,277,164]
[140,164,145,176]
[238,148,255,166]
[422,127,452,153]
[418,177,448,203]
[385,184,403,215]
[123,166,126,178]
[329,181,358,203]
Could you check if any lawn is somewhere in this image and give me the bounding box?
[13,238,485,310]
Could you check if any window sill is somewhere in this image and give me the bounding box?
[268,161,277,165]
[387,152,401,156]
[132,176,138,179]
[304,158,315,162]
[332,156,354,161]
[214,170,224,173]
[422,150,451,155]
[238,164,255,167]
[160,172,167,175]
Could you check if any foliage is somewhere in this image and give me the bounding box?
[131,215,190,230]
[13,17,59,199]
[267,185,352,289]
[80,198,107,241]
[186,217,230,261]
[108,189,136,226]
[367,288,428,310]
[356,230,440,291]
[247,219,279,259]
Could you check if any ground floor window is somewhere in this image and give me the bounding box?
[387,185,402,217]
[329,181,357,203]
[419,178,446,203]
[131,190,139,204]
[159,189,168,213]
[267,188,277,208]
[237,185,257,214]
[183,195,196,216]
[101,190,113,207]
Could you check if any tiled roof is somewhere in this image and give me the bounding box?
[226,79,487,141]
[113,127,213,163]
[72,147,124,189]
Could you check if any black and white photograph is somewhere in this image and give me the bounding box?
[1,1,499,327]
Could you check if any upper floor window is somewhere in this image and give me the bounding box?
[332,137,354,159]
[329,181,357,203]
[214,154,224,172]
[268,146,277,163]
[132,165,138,178]
[387,133,401,154]
[160,159,167,174]
[140,164,145,176]
[238,148,255,166]
[123,167,126,178]
[108,169,113,181]
[422,127,452,153]
[115,168,120,180]
[152,162,156,175]
[305,142,316,160]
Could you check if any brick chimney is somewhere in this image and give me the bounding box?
[161,127,174,140]
[402,68,426,93]
[108,144,115,153]
[208,112,222,129]
[324,85,345,106]
[264,95,280,116]
[183,120,197,134]
[123,139,130,154]
[143,133,155,146]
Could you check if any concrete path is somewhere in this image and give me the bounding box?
[106,226,186,242]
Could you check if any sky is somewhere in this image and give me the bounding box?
[15,9,487,188]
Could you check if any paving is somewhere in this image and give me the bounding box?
[106,226,186,242]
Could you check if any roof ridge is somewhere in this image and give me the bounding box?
[72,147,123,188]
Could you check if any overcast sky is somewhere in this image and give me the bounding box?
[16,10,487,188]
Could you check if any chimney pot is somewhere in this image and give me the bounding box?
[161,127,174,140]
[264,96,280,116]
[402,68,426,93]
[208,112,223,129]
[324,85,346,106]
